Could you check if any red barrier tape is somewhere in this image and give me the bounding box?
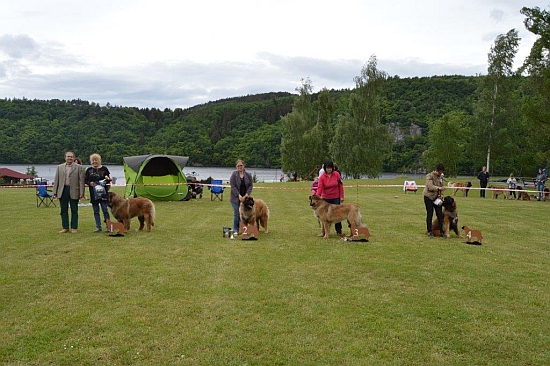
[0,182,541,194]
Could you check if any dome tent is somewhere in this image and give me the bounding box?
[123,155,189,201]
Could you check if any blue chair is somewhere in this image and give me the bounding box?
[36,181,56,207]
[209,179,225,201]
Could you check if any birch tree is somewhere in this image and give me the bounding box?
[471,29,520,173]
[331,55,391,178]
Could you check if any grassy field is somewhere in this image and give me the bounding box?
[1,178,549,365]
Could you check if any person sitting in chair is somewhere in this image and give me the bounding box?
[189,176,203,199]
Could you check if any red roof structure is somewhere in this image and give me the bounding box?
[0,167,35,184]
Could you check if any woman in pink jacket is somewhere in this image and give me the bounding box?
[316,160,344,236]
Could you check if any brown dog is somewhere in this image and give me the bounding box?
[432,196,462,238]
[107,192,155,232]
[239,196,269,233]
[490,186,509,199]
[516,186,531,201]
[309,195,368,239]
[451,182,472,197]
[462,225,483,244]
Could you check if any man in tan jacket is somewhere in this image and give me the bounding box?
[52,151,85,233]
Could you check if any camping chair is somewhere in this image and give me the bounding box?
[36,181,56,207]
[403,180,418,194]
[209,179,225,201]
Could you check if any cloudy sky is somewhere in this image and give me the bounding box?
[0,0,547,109]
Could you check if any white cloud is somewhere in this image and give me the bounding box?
[0,0,547,108]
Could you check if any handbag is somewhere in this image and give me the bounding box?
[93,184,106,200]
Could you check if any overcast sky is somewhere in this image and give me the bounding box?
[0,0,547,109]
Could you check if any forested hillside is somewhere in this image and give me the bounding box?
[0,76,481,172]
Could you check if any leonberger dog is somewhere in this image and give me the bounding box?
[432,196,462,238]
[309,195,368,239]
[239,196,269,233]
[489,186,509,199]
[450,181,472,197]
[107,192,155,232]
[516,186,531,201]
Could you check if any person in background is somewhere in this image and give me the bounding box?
[52,151,85,233]
[318,164,325,177]
[229,159,253,235]
[311,176,319,195]
[85,153,111,232]
[188,176,203,199]
[74,158,87,188]
[316,160,344,236]
[507,173,517,199]
[535,167,547,201]
[477,166,490,198]
[423,162,445,238]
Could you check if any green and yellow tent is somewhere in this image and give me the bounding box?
[123,154,189,201]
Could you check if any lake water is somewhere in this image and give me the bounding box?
[2,164,429,186]
[1,164,289,185]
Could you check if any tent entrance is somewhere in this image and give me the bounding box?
[139,175,185,198]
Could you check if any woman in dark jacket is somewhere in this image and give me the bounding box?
[477,166,490,198]
[229,160,253,234]
[84,153,111,232]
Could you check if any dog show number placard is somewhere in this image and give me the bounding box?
[349,224,370,241]
[462,225,483,244]
[239,222,259,240]
[106,219,126,236]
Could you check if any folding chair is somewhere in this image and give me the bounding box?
[403,180,418,194]
[209,179,225,201]
[36,181,56,207]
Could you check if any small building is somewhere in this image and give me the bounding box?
[0,168,35,185]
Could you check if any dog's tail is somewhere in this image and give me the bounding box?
[150,204,156,226]
[356,208,368,229]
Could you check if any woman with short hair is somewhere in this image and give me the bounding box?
[84,153,111,232]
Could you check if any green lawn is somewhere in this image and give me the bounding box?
[1,179,549,365]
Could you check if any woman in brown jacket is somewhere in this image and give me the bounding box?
[423,162,446,238]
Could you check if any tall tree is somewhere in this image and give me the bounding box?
[471,29,520,173]
[307,88,334,175]
[331,55,392,178]
[520,6,550,167]
[424,111,468,177]
[280,78,316,178]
